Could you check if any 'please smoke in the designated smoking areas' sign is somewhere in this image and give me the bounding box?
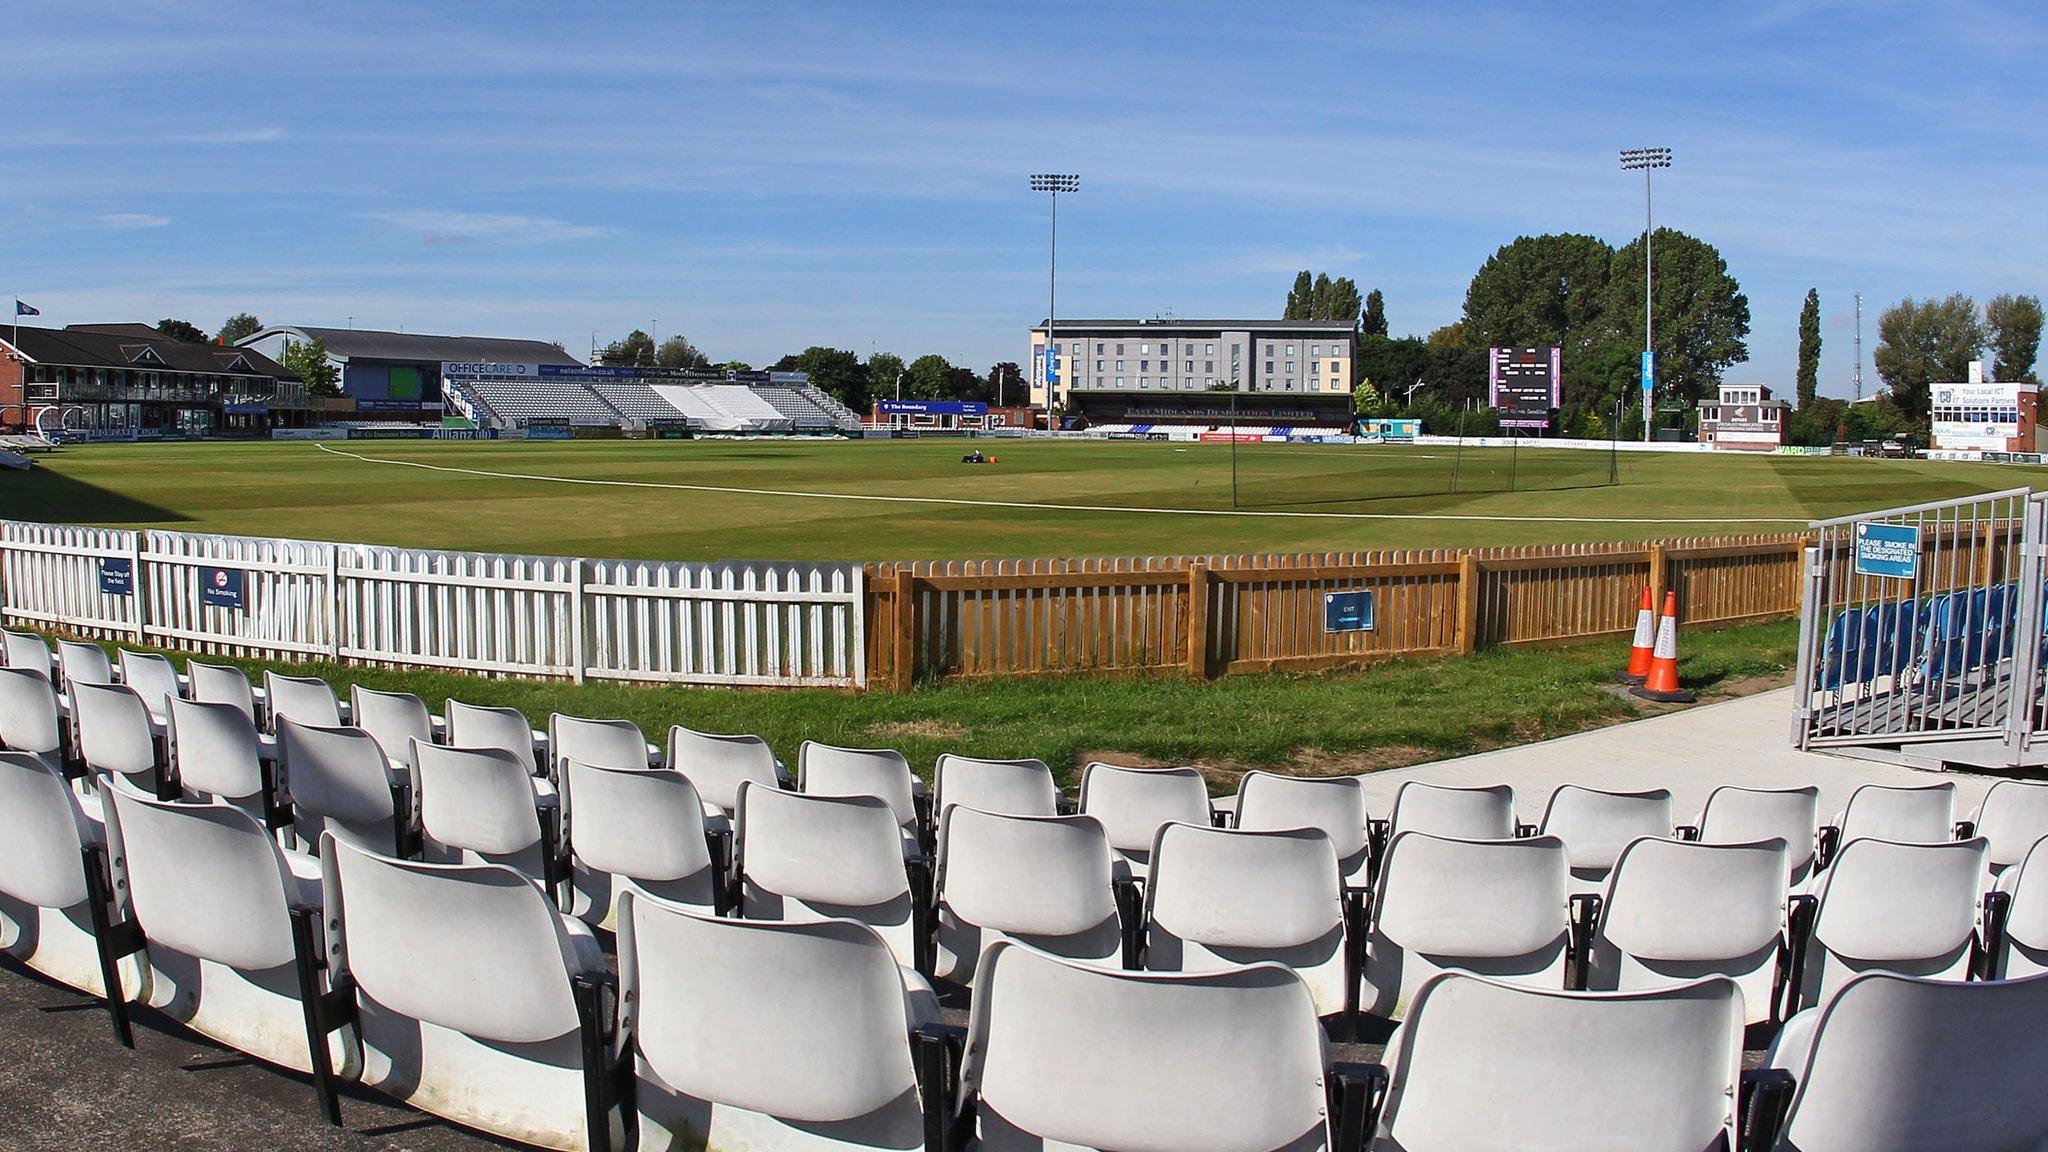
[1853,523,1919,581]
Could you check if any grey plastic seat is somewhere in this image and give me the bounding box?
[667,724,782,822]
[349,685,437,771]
[934,806,1120,983]
[2,629,55,680]
[955,942,1344,1152]
[317,834,620,1150]
[187,661,259,724]
[0,666,66,773]
[55,639,114,691]
[116,650,181,725]
[276,719,409,856]
[1585,836,1791,1025]
[1833,781,1956,847]
[1989,837,2048,980]
[167,697,275,826]
[72,681,162,793]
[1376,973,1743,1152]
[1383,781,1516,841]
[1694,785,1820,888]
[1764,971,2048,1152]
[1233,770,1371,886]
[264,671,343,731]
[618,893,935,1152]
[547,712,654,782]
[933,754,1060,820]
[1966,780,2048,875]
[1076,762,1213,877]
[800,740,922,843]
[0,750,143,1005]
[1794,836,1986,1012]
[444,698,544,776]
[1143,822,1349,1018]
[100,779,354,1101]
[412,742,549,884]
[1535,785,1674,892]
[736,782,928,979]
[560,758,717,928]
[1362,831,1571,1019]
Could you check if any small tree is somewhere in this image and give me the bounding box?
[279,337,341,398]
[216,313,263,345]
[1352,378,1381,414]
[1796,289,1821,408]
[155,318,209,344]
[655,335,710,371]
[1361,289,1389,337]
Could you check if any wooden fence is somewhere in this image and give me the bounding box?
[865,534,1818,689]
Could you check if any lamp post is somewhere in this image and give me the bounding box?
[1030,173,1079,430]
[1620,147,1671,444]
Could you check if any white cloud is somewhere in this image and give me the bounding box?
[95,212,169,229]
[363,209,609,245]
[169,126,288,145]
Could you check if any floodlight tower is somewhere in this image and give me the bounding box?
[1030,173,1080,429]
[1620,147,1672,444]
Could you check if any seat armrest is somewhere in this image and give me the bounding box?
[1111,875,1147,970]
[1780,894,1820,1019]
[1815,824,1841,870]
[905,853,936,977]
[914,1023,970,1152]
[1954,819,1977,840]
[1568,893,1603,991]
[1738,1067,1797,1152]
[1328,1062,1387,1152]
[1674,823,1700,841]
[1979,889,2013,981]
[1514,821,1538,838]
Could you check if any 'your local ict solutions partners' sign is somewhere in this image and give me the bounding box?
[1853,523,1919,580]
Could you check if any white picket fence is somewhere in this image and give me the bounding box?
[0,520,865,687]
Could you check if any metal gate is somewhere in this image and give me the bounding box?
[1793,487,2046,767]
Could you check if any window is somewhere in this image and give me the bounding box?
[1116,377,1127,388]
[1116,360,1125,371]
[1140,344,1150,354]
[1311,345,1321,356]
[1116,344,1125,354]
[1096,360,1105,371]
[1139,377,1150,388]
[1285,361,1295,373]
[1095,342,1105,354]
[1140,360,1149,371]
[1204,361,1214,373]
[1184,360,1194,372]
[1285,378,1296,391]
[1286,345,1296,356]
[1266,361,1275,374]
[1205,343,1215,355]
[1309,361,1320,374]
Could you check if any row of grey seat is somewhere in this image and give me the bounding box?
[5,634,2048,1150]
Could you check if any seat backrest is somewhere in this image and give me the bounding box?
[1697,785,1819,883]
[0,751,90,908]
[102,780,296,971]
[1838,782,1955,845]
[938,806,1115,938]
[1997,838,2048,979]
[1376,831,1569,957]
[56,640,113,688]
[1388,781,1515,841]
[264,672,341,730]
[800,741,917,829]
[963,943,1329,1152]
[934,754,1060,819]
[737,783,907,909]
[563,759,711,882]
[1380,973,1742,1152]
[169,697,265,801]
[321,834,581,1044]
[1,630,53,679]
[1077,762,1212,857]
[1777,971,2048,1152]
[186,661,256,722]
[1233,771,1370,884]
[1537,785,1674,876]
[117,651,180,718]
[1597,837,1788,965]
[1973,780,2048,871]
[412,742,540,859]
[0,667,63,759]
[667,725,778,813]
[349,686,434,767]
[1148,823,1343,951]
[618,894,916,1123]
[1807,837,1986,1006]
[443,699,538,775]
[548,713,649,778]
[277,719,394,834]
[72,681,157,781]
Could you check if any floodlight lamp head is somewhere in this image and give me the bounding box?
[1619,147,1673,170]
[1030,173,1081,193]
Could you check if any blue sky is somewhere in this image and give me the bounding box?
[6,1,2042,395]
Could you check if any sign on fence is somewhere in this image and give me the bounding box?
[1322,590,1376,633]
[98,557,132,596]
[1852,522,1920,580]
[200,566,246,609]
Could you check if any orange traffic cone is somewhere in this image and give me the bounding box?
[1616,586,1655,685]
[1631,591,1696,703]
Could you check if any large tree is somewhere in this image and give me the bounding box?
[279,337,341,397]
[1460,233,1616,409]
[1361,289,1388,338]
[1797,289,1821,408]
[1353,335,1429,402]
[1284,271,1314,320]
[155,318,208,344]
[216,313,263,345]
[866,351,906,402]
[655,334,710,371]
[986,361,1024,406]
[771,346,870,411]
[1986,293,2044,384]
[1875,294,1986,424]
[903,354,957,401]
[1599,228,1750,407]
[1423,322,1488,408]
[1285,271,1362,326]
[600,329,657,368]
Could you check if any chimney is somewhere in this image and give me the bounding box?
[1969,360,1986,383]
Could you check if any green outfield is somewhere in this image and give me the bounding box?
[3,437,2042,561]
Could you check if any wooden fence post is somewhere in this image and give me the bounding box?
[570,557,588,684]
[1186,561,1212,678]
[1456,553,1479,654]
[1648,542,1667,610]
[892,568,917,692]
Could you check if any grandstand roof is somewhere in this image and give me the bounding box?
[0,324,299,380]
[1033,318,1359,331]
[239,325,583,366]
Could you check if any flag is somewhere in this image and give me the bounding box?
[13,301,37,317]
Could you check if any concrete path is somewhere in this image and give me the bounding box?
[1354,686,2003,821]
